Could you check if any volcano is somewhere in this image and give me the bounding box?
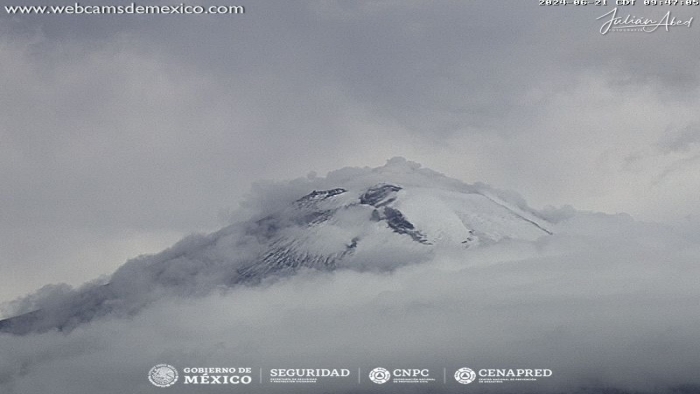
[0,157,552,335]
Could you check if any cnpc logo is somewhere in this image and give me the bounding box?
[368,368,390,384]
[369,368,431,384]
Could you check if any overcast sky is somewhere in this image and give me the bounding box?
[2,0,700,303]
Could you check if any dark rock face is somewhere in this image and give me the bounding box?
[360,184,429,244]
[360,184,401,207]
[296,188,347,205]
[383,207,430,244]
[369,206,430,244]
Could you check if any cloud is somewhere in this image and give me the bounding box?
[1,214,700,393]
[656,123,700,154]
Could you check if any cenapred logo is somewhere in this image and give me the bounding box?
[454,367,476,384]
[149,364,179,387]
[368,367,391,384]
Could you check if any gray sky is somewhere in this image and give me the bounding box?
[2,0,700,303]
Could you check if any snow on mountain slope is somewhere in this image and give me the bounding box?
[0,158,552,335]
[394,187,551,246]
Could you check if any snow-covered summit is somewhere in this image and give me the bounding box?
[0,158,552,335]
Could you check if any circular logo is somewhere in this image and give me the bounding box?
[369,367,391,384]
[148,364,179,387]
[454,367,476,384]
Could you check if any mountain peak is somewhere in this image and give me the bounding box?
[0,160,552,335]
